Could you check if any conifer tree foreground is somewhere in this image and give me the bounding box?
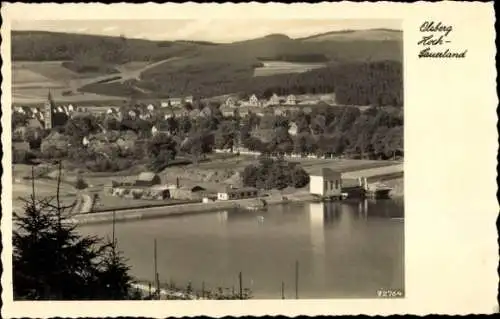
[12,164,134,300]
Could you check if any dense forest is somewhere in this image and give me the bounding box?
[238,105,404,159]
[82,60,403,107]
[11,31,204,62]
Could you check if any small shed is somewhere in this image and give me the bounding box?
[149,185,171,200]
[309,168,342,197]
[135,172,161,187]
[217,186,258,201]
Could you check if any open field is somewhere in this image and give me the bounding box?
[12,61,122,104]
[253,61,327,77]
[92,194,198,213]
[341,163,404,179]
[12,164,79,214]
[193,155,398,173]
[12,179,77,214]
[11,59,178,105]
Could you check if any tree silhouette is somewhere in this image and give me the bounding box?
[12,164,134,300]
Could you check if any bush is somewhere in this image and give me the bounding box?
[75,177,88,190]
[131,190,143,199]
[242,157,309,190]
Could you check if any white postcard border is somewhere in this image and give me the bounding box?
[1,2,498,317]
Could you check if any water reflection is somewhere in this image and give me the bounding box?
[80,199,404,299]
[217,210,228,224]
[307,199,404,230]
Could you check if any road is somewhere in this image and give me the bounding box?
[69,57,181,89]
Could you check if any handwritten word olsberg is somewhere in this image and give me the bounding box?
[418,21,467,58]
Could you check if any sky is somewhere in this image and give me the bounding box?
[12,19,401,43]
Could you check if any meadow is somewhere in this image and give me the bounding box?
[12,164,78,215]
[253,61,327,77]
[12,61,131,105]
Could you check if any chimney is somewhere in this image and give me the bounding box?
[176,177,180,189]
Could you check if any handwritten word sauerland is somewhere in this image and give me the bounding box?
[418,21,467,58]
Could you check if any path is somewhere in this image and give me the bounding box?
[69,56,181,89]
[79,193,94,214]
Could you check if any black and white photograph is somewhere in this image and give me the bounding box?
[9,17,404,301]
[2,2,497,317]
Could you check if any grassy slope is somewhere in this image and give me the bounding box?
[298,29,403,42]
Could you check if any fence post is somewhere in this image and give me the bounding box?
[239,272,243,299]
[295,260,299,299]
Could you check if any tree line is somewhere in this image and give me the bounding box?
[13,164,255,300]
[14,102,403,174]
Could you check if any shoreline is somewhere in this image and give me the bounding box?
[70,196,299,226]
[70,190,403,226]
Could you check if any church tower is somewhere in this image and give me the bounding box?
[44,90,55,129]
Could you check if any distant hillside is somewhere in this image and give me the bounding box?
[12,30,403,105]
[11,30,208,62]
[12,29,402,64]
[299,28,403,42]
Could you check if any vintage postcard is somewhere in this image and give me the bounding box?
[1,2,497,318]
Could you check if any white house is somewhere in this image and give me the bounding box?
[168,98,183,106]
[288,122,298,136]
[225,97,236,108]
[285,94,297,105]
[309,168,342,198]
[217,187,259,201]
[128,110,137,118]
[82,136,90,147]
[151,126,158,135]
[147,104,155,112]
[268,93,280,106]
[249,94,260,107]
[184,96,194,104]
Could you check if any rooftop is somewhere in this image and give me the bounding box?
[218,186,259,194]
[137,171,160,182]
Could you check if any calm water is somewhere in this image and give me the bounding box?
[79,200,404,299]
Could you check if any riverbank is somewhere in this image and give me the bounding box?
[384,177,404,198]
[69,184,405,226]
[69,194,315,225]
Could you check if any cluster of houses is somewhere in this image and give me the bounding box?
[224,93,297,108]
[104,167,385,206]
[223,92,337,108]
[106,171,262,203]
[107,172,207,201]
[13,90,336,137]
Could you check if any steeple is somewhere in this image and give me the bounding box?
[44,90,55,129]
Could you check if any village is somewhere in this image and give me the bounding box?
[12,88,403,223]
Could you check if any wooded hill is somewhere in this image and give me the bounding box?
[12,30,403,106]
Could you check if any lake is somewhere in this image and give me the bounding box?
[78,199,404,299]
